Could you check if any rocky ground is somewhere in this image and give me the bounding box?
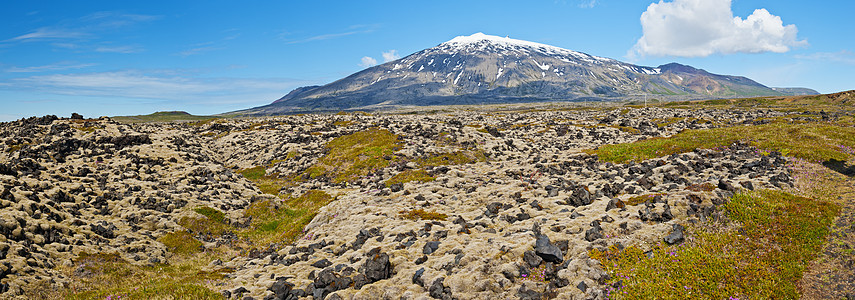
[0,106,827,299]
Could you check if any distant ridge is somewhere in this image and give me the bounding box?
[235,33,817,115]
[112,111,217,123]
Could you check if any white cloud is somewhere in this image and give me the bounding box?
[382,50,400,62]
[1,70,310,105]
[4,27,89,42]
[95,45,143,53]
[630,0,806,58]
[795,50,855,65]
[359,56,378,68]
[578,0,598,8]
[5,61,96,73]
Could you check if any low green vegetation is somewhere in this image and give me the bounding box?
[303,128,401,183]
[239,166,289,196]
[386,169,434,187]
[158,231,203,255]
[416,150,486,167]
[591,190,838,299]
[591,122,855,163]
[400,209,448,221]
[242,190,335,246]
[194,206,225,223]
[55,252,229,299]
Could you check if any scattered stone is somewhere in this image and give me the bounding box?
[534,234,563,263]
[664,224,685,245]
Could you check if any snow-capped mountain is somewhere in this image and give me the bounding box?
[238,33,815,115]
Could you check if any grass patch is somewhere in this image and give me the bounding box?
[591,190,838,299]
[592,122,855,163]
[158,231,203,255]
[303,128,401,183]
[416,150,486,167]
[239,166,289,196]
[400,209,447,221]
[194,206,225,223]
[386,169,434,187]
[242,190,335,246]
[43,252,230,300]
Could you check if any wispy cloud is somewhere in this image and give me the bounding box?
[1,70,312,105]
[95,45,144,53]
[281,25,379,44]
[5,61,97,73]
[795,50,855,65]
[2,11,159,51]
[5,27,89,42]
[178,45,222,57]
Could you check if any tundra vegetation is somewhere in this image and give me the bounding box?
[2,91,853,299]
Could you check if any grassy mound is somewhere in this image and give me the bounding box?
[591,122,855,163]
[591,190,838,299]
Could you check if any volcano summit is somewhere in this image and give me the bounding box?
[236,33,815,115]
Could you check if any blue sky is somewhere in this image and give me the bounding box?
[1,0,853,121]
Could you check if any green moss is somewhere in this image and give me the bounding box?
[242,190,335,245]
[386,169,434,187]
[417,151,486,167]
[592,123,855,163]
[239,166,267,180]
[305,128,402,183]
[624,193,666,206]
[239,166,288,196]
[58,252,229,300]
[590,190,838,299]
[158,231,203,255]
[400,209,447,221]
[194,206,225,223]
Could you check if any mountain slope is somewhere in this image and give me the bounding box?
[237,33,812,115]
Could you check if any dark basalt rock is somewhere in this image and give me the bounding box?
[424,241,441,255]
[534,234,563,263]
[268,277,295,300]
[412,267,426,286]
[584,220,603,242]
[429,277,453,300]
[565,186,593,207]
[664,224,685,245]
[523,250,543,268]
[361,247,392,283]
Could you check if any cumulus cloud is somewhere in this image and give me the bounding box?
[382,50,400,62]
[359,56,378,68]
[630,0,806,57]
